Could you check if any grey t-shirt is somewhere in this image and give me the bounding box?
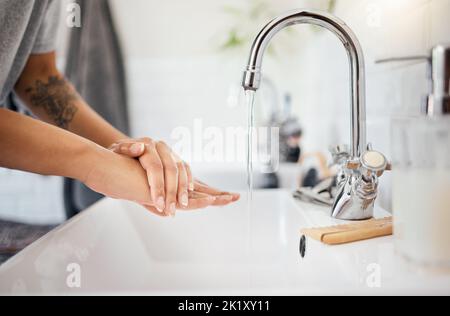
[0,0,61,106]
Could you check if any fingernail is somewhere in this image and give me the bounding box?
[130,143,144,155]
[181,193,189,207]
[189,182,194,191]
[156,196,165,213]
[169,203,176,216]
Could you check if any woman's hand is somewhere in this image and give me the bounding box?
[109,138,193,216]
[83,145,220,217]
[193,180,240,206]
[109,138,240,215]
[144,187,239,217]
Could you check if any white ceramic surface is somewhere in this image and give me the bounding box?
[0,190,449,295]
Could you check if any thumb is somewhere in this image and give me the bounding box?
[110,142,146,157]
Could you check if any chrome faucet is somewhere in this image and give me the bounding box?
[242,9,390,220]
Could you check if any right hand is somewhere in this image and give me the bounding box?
[108,138,193,216]
[83,146,215,217]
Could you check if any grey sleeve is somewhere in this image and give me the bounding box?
[31,0,62,53]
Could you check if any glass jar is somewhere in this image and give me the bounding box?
[392,116,450,268]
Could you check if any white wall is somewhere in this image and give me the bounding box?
[110,0,343,143]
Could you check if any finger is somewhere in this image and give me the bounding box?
[110,142,145,157]
[194,181,240,202]
[139,141,166,213]
[230,193,240,202]
[194,180,240,201]
[108,138,139,149]
[108,138,136,149]
[184,162,194,191]
[109,137,154,155]
[193,180,226,194]
[156,141,178,217]
[176,160,189,209]
[199,181,239,201]
[211,194,235,206]
[177,191,215,210]
[143,205,169,217]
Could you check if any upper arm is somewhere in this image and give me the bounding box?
[14,51,59,96]
[32,0,62,54]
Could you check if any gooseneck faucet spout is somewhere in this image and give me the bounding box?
[242,9,390,220]
[242,9,366,159]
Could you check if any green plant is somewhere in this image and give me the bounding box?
[218,0,337,55]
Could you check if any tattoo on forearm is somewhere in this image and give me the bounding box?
[25,76,78,129]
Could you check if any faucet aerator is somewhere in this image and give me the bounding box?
[242,69,261,91]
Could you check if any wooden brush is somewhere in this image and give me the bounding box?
[301,217,392,245]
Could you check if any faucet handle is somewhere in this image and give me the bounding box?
[360,150,390,178]
[345,149,391,178]
[329,144,350,165]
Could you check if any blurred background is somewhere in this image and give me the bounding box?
[0,0,449,225]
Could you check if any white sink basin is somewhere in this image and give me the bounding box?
[0,190,449,295]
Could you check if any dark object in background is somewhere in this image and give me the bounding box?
[299,235,306,258]
[0,220,55,264]
[279,93,303,163]
[63,177,104,218]
[285,145,301,163]
[293,176,337,207]
[302,168,319,188]
[280,121,302,163]
[64,0,129,218]
[259,172,279,189]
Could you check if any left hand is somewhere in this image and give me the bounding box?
[193,180,240,206]
[109,137,192,216]
[109,138,240,215]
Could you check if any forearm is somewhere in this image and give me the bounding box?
[14,52,126,148]
[0,107,155,205]
[0,108,97,181]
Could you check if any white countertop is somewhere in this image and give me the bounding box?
[0,189,449,295]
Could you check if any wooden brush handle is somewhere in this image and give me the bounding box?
[321,224,392,245]
[301,217,393,245]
